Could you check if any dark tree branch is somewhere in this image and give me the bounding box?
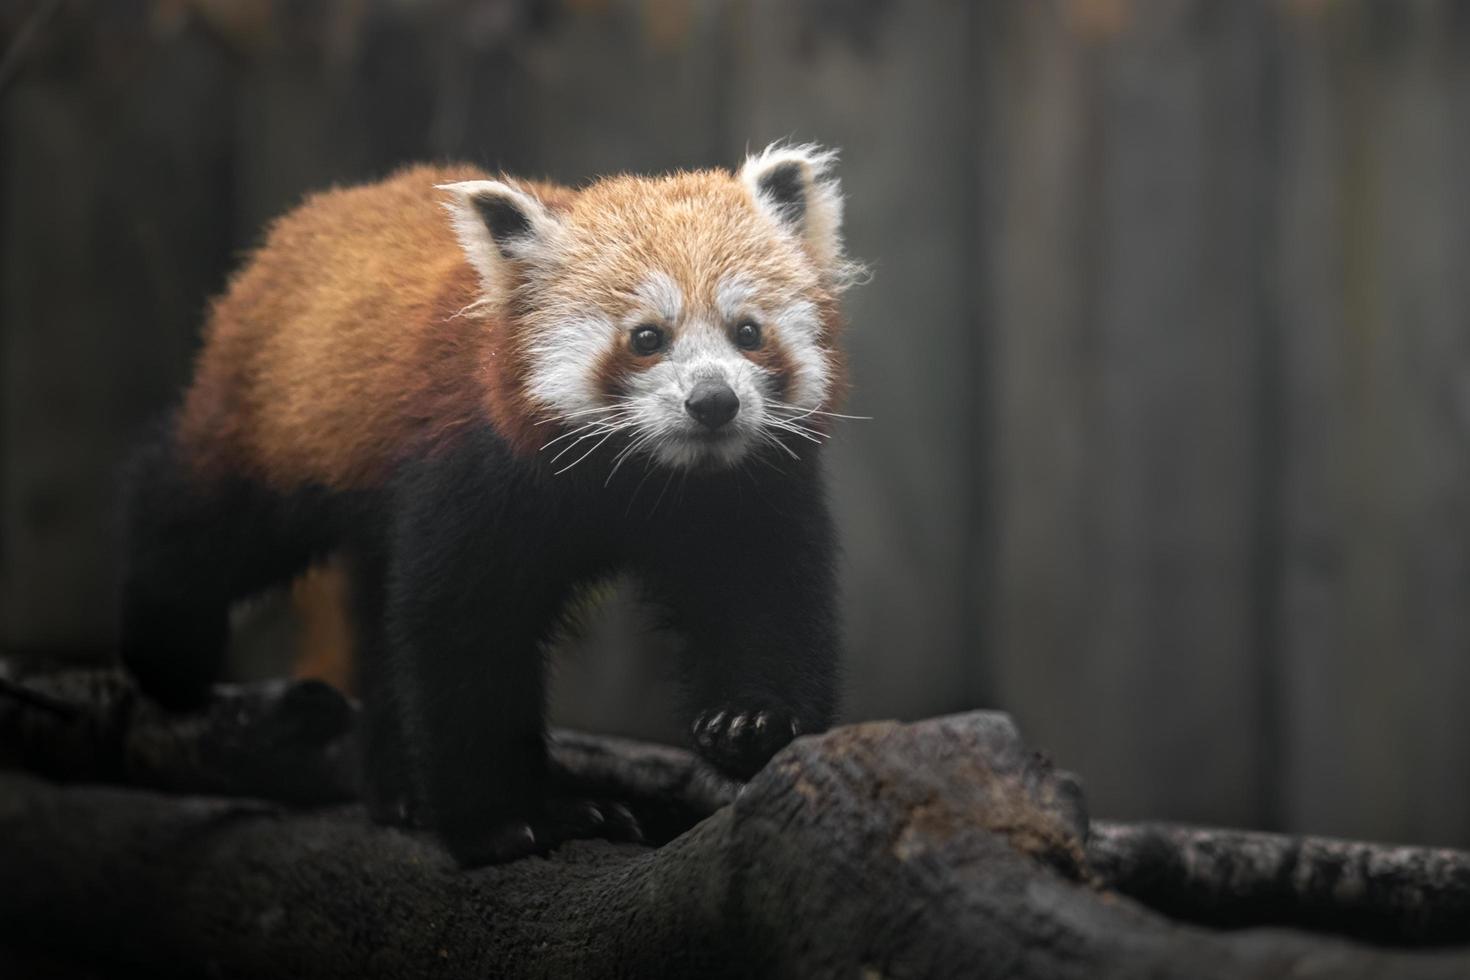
[0,670,359,805]
[4,670,1470,978]
[0,669,737,835]
[1089,820,1470,945]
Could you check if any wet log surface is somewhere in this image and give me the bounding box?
[3,670,1470,979]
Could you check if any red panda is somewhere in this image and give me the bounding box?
[119,146,860,866]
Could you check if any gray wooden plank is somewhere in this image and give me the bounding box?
[520,0,731,178]
[986,0,1269,825]
[0,30,234,651]
[1275,1,1470,845]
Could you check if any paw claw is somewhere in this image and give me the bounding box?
[535,797,644,850]
[690,702,802,779]
[445,819,537,867]
[604,802,643,843]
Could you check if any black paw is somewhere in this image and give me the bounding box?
[692,705,802,780]
[440,799,644,868]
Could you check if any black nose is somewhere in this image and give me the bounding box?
[685,380,740,430]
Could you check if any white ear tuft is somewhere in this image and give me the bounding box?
[437,180,560,294]
[740,143,858,289]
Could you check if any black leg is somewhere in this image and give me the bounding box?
[384,449,646,866]
[642,467,841,780]
[385,460,563,866]
[343,542,418,826]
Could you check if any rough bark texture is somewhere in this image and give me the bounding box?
[4,671,1470,979]
[1089,820,1470,945]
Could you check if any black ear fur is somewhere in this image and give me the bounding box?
[757,161,807,227]
[472,194,535,258]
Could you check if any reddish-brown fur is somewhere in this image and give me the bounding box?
[177,163,848,492]
[177,165,567,490]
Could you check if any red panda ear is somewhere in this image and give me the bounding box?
[437,180,561,291]
[740,143,853,287]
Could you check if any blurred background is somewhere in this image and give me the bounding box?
[2,0,1468,847]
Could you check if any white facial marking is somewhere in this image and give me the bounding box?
[524,274,685,421]
[717,274,831,409]
[524,310,618,417]
[771,298,831,409]
[631,271,684,325]
[616,319,766,470]
[522,269,839,474]
[715,276,760,324]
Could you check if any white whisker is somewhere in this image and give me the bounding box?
[605,430,656,486]
[756,428,801,461]
[649,467,679,516]
[547,421,629,466]
[554,425,627,475]
[746,443,789,476]
[768,401,871,422]
[540,415,629,452]
[534,399,637,426]
[770,418,826,438]
[624,444,664,517]
[763,420,825,445]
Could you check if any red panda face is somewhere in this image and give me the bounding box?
[439,145,860,472]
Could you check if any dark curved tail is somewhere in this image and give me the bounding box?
[117,420,331,710]
[116,425,231,710]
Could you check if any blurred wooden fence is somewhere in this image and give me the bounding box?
[2,0,1467,845]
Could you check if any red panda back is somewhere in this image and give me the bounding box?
[177,164,551,492]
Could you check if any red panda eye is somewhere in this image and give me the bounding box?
[735,320,762,350]
[631,325,665,356]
